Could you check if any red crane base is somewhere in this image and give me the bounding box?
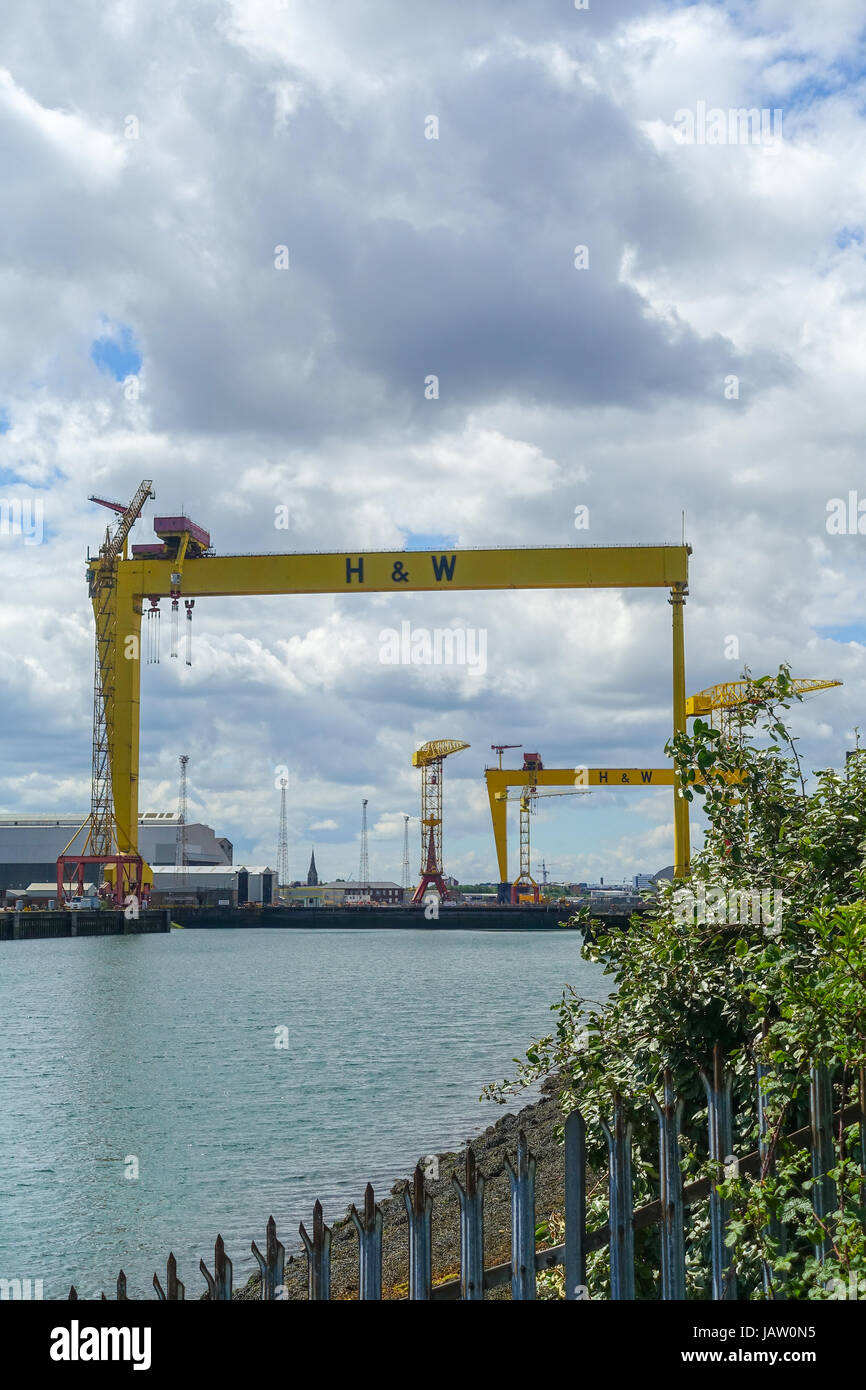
[412,874,449,904]
[57,854,146,908]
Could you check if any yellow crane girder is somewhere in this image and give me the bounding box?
[686,678,841,718]
[412,739,471,767]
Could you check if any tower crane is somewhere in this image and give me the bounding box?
[687,678,842,740]
[490,743,522,770]
[411,739,469,904]
[496,786,593,903]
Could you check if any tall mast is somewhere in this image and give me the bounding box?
[359,799,370,891]
[277,778,289,891]
[175,754,189,891]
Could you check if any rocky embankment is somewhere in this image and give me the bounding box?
[235,1075,570,1301]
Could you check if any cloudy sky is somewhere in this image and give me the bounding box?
[2,0,865,886]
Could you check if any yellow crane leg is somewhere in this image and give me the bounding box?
[101,586,143,856]
[670,583,691,878]
[488,775,509,882]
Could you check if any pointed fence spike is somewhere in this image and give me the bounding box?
[452,1147,485,1300]
[411,1163,427,1214]
[350,1184,384,1300]
[506,1130,537,1300]
[600,1097,635,1300]
[700,1044,737,1300]
[166,1252,184,1301]
[756,1059,787,1297]
[300,1202,332,1300]
[651,1071,685,1300]
[252,1218,285,1300]
[564,1109,587,1300]
[809,1062,836,1262]
[403,1171,433,1299]
[465,1145,477,1197]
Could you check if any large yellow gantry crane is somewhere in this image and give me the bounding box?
[486,764,678,886]
[61,482,692,903]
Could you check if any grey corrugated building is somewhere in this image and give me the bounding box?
[0,814,232,893]
[149,865,275,907]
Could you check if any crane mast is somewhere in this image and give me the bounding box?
[58,480,154,905]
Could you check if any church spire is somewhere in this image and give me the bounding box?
[307,847,318,886]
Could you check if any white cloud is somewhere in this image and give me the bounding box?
[1,0,864,881]
[0,66,126,189]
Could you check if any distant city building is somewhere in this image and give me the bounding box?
[341,880,403,904]
[306,849,319,886]
[283,885,344,907]
[281,880,404,907]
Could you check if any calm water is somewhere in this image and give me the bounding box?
[0,927,608,1298]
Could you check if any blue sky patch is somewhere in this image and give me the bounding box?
[0,409,10,434]
[90,322,141,381]
[816,623,866,644]
[402,531,458,550]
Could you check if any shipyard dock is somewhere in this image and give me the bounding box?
[1,908,172,940]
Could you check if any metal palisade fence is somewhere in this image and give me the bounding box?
[66,1044,865,1302]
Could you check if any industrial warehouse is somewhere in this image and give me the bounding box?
[0,814,231,897]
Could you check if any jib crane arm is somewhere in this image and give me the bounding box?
[413,739,471,766]
[93,480,154,571]
[687,678,841,717]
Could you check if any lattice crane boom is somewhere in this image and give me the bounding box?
[412,739,470,766]
[686,678,841,718]
[94,479,154,568]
